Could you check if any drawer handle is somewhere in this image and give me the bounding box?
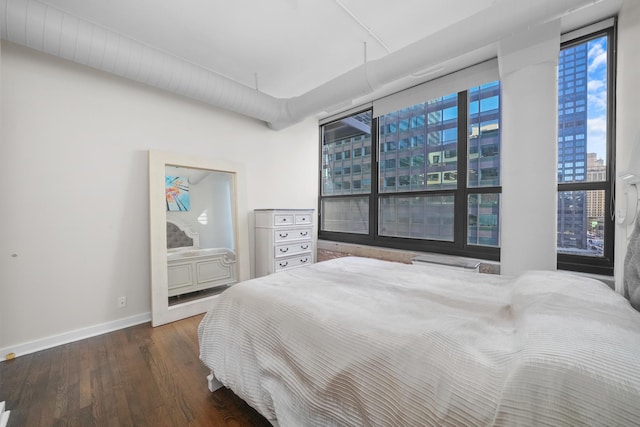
[300,258,309,263]
[279,248,289,253]
[301,244,309,250]
[279,233,289,238]
[300,231,308,237]
[300,217,307,221]
[281,218,288,222]
[279,261,289,268]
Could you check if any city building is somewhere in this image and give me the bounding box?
[557,41,590,253]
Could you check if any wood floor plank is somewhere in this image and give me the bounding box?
[0,314,272,427]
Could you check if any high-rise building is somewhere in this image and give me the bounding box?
[557,42,589,252]
[586,153,606,219]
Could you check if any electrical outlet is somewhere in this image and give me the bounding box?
[117,296,127,308]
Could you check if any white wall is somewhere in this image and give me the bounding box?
[0,41,319,355]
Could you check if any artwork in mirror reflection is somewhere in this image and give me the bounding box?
[165,166,238,306]
[165,175,190,211]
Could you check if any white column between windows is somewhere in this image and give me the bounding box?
[499,20,560,276]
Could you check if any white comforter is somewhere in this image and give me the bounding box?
[198,257,640,426]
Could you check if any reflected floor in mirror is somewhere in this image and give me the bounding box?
[168,286,230,307]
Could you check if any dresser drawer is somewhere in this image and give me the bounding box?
[273,214,295,226]
[295,213,312,225]
[274,241,312,258]
[274,227,312,243]
[275,255,312,272]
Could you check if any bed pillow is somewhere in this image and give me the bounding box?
[624,214,640,311]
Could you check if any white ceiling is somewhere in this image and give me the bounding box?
[36,0,622,102]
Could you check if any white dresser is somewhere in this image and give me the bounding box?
[254,209,315,277]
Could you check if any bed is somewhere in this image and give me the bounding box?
[166,220,237,297]
[199,255,640,426]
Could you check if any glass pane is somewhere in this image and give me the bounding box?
[557,36,608,183]
[379,195,454,241]
[321,111,372,196]
[378,96,458,193]
[321,197,369,234]
[467,193,500,247]
[468,81,501,187]
[557,190,605,257]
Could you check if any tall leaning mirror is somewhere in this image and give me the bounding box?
[148,150,249,326]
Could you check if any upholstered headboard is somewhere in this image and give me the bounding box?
[166,219,199,249]
[621,139,640,311]
[624,215,640,311]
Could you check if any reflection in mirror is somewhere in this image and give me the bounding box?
[165,167,237,306]
[149,150,249,327]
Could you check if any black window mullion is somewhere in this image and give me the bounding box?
[456,91,468,250]
[602,24,617,269]
[371,115,379,240]
[557,181,609,192]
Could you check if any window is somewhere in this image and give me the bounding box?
[320,112,372,233]
[319,80,501,260]
[556,22,615,275]
[319,21,614,274]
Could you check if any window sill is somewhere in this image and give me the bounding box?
[317,240,500,274]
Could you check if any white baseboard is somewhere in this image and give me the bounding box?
[0,312,151,362]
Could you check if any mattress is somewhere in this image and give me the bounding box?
[198,256,640,426]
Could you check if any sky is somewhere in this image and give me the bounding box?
[586,36,608,163]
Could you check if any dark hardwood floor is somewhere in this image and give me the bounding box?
[0,314,272,426]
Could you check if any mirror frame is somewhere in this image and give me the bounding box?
[148,150,250,326]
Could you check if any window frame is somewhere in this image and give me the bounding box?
[556,22,616,276]
[318,88,501,262]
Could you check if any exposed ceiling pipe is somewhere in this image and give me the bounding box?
[0,0,607,131]
[0,0,286,124]
[268,0,606,129]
